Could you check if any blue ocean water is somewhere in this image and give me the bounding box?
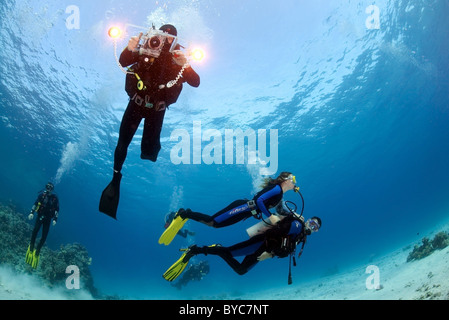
[0,0,448,299]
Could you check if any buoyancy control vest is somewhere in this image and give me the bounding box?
[264,214,307,258]
[125,49,183,106]
[263,214,309,285]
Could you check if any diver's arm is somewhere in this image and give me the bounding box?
[28,204,36,220]
[182,66,200,88]
[30,194,43,214]
[31,196,40,212]
[255,185,282,218]
[172,50,200,87]
[28,194,43,220]
[119,48,139,67]
[53,196,60,223]
[119,33,142,67]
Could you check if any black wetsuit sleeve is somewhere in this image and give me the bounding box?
[119,48,139,67]
[33,194,43,207]
[182,66,200,87]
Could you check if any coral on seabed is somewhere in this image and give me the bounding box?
[0,203,98,297]
[431,231,449,249]
[407,231,449,262]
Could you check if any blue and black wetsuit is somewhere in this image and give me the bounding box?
[180,183,284,228]
[114,43,200,171]
[189,215,305,275]
[29,191,59,255]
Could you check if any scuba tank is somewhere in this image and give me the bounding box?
[246,187,305,238]
[246,214,284,237]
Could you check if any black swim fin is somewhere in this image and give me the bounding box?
[99,171,122,219]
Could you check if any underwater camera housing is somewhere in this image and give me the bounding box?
[139,26,178,58]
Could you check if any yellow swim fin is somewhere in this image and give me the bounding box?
[162,248,194,282]
[31,250,40,269]
[158,211,189,246]
[25,245,34,265]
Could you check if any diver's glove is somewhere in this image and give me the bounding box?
[52,220,57,227]
[172,50,189,67]
[28,212,34,220]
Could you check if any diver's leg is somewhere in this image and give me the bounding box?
[29,219,42,251]
[209,200,253,228]
[113,100,142,172]
[190,245,245,274]
[141,108,166,162]
[36,220,51,255]
[193,236,265,275]
[180,209,214,225]
[190,238,265,275]
[101,102,140,218]
[225,238,266,275]
[181,200,252,228]
[233,254,259,275]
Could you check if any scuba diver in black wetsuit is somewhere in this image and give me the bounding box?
[99,24,200,219]
[173,261,210,290]
[159,172,298,245]
[25,182,59,269]
[163,213,322,283]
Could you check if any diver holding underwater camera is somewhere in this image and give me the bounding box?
[100,24,200,219]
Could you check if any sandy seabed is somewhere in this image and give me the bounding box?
[240,233,449,300]
[1,227,448,300]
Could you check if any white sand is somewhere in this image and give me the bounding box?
[0,265,94,300]
[239,238,449,300]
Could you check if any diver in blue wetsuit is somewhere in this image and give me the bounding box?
[158,172,298,245]
[162,214,322,281]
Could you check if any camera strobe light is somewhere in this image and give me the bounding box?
[190,48,205,62]
[108,26,122,39]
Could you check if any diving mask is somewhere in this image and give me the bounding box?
[45,182,54,193]
[306,219,320,233]
[286,174,296,184]
[288,175,300,193]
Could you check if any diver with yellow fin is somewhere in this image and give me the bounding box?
[25,182,59,269]
[100,24,200,219]
[163,211,321,284]
[159,172,298,245]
